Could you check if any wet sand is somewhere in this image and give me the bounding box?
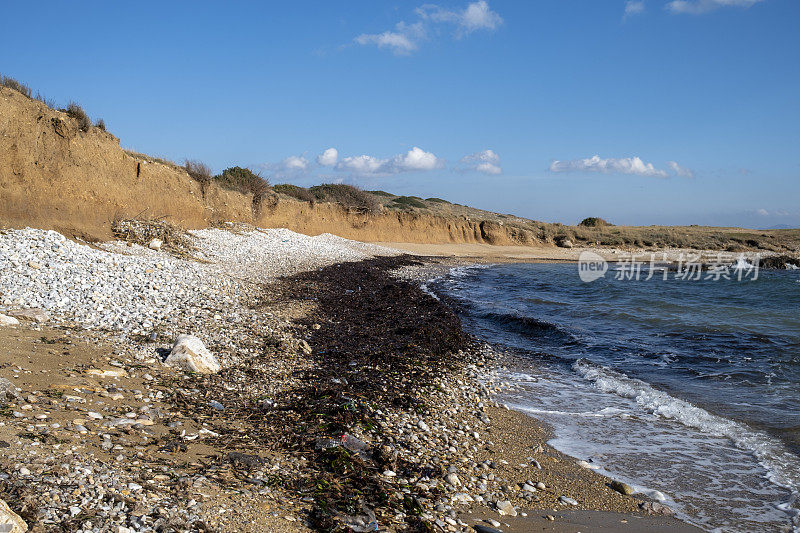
[469,509,702,532]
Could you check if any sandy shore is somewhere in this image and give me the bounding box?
[0,226,703,532]
[377,241,771,266]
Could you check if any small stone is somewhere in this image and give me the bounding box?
[445,473,461,487]
[496,500,516,516]
[417,420,430,432]
[639,501,674,515]
[298,340,312,355]
[610,480,635,496]
[535,482,546,490]
[474,526,502,533]
[148,239,163,250]
[559,496,578,506]
[452,493,473,503]
[0,314,20,327]
[27,261,42,269]
[87,412,103,420]
[18,467,30,476]
[0,378,22,405]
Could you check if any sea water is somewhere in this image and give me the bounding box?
[433,262,800,532]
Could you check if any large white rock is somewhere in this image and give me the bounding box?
[165,335,221,374]
[0,314,20,327]
[0,498,27,532]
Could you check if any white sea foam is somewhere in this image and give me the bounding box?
[574,359,800,526]
[419,282,440,300]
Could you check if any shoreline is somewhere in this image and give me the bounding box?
[374,241,780,266]
[0,226,700,532]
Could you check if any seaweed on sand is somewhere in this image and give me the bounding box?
[163,255,473,531]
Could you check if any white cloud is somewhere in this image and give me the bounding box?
[667,0,763,14]
[394,146,442,171]
[317,147,339,167]
[461,149,502,175]
[476,162,502,175]
[354,22,425,55]
[419,1,503,35]
[624,1,646,17]
[282,155,309,171]
[336,147,443,175]
[667,161,694,178]
[337,154,390,174]
[549,155,669,178]
[356,2,501,54]
[757,208,769,216]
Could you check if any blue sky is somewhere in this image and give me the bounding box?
[1,0,798,227]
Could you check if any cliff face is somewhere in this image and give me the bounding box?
[0,86,536,245]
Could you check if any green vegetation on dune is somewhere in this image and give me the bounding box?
[273,184,315,203]
[578,217,611,228]
[390,196,428,209]
[215,166,270,198]
[309,184,380,214]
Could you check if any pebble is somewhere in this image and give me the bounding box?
[496,500,517,516]
[559,496,578,506]
[0,313,20,327]
[610,480,635,495]
[445,473,461,487]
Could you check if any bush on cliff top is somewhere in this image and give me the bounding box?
[184,160,213,185]
[274,184,315,203]
[66,102,92,132]
[309,184,380,214]
[578,217,610,228]
[215,166,270,198]
[391,196,427,209]
[0,75,32,98]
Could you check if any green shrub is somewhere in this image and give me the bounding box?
[66,102,91,132]
[95,118,106,131]
[578,217,610,228]
[309,184,380,214]
[274,184,315,203]
[391,196,427,209]
[0,75,31,98]
[425,197,450,204]
[215,166,270,198]
[184,160,213,185]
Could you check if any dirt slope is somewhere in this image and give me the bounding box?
[0,86,535,245]
[2,85,798,253]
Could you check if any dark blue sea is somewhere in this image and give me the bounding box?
[432,262,800,532]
